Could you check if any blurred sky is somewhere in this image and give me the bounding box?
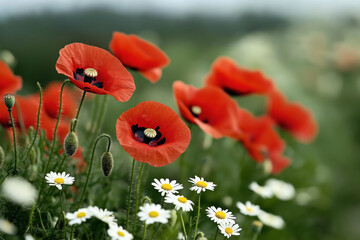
[1,0,360,20]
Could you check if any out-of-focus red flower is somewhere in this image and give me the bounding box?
[205,57,273,96]
[173,81,240,139]
[109,32,170,83]
[56,43,135,102]
[267,89,317,143]
[43,81,79,120]
[236,108,290,174]
[116,101,191,167]
[0,60,22,97]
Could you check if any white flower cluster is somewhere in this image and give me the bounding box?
[248,179,295,201]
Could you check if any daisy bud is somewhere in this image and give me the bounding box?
[0,146,4,169]
[100,151,114,176]
[4,93,15,109]
[170,209,177,227]
[64,132,79,156]
[29,147,36,165]
[252,220,263,234]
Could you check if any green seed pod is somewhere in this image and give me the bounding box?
[4,93,15,109]
[101,151,114,176]
[64,131,78,156]
[0,146,4,169]
[29,147,36,165]
[252,220,263,235]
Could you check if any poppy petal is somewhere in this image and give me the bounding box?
[0,60,22,97]
[139,68,162,83]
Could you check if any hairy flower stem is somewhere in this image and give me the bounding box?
[193,193,201,240]
[142,223,147,240]
[132,162,145,236]
[23,82,42,162]
[8,109,17,175]
[55,155,68,172]
[25,201,35,233]
[74,91,86,126]
[77,134,111,209]
[180,212,188,240]
[37,80,70,205]
[125,159,136,230]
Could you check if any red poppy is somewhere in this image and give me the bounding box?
[173,81,240,139]
[267,89,317,143]
[116,101,191,167]
[0,60,22,97]
[205,57,273,96]
[43,81,79,120]
[237,108,290,174]
[109,32,170,83]
[56,42,135,102]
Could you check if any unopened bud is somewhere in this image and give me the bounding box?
[64,132,78,156]
[252,220,263,234]
[101,151,114,176]
[0,146,4,169]
[262,159,273,175]
[4,93,15,109]
[170,209,177,227]
[28,126,34,137]
[29,147,36,165]
[29,165,38,181]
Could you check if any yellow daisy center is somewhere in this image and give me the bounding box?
[148,211,159,218]
[215,211,226,219]
[117,231,125,237]
[144,128,157,138]
[54,177,64,184]
[161,183,173,191]
[177,197,187,203]
[191,106,202,115]
[196,181,207,188]
[225,227,233,234]
[246,207,253,212]
[76,212,86,218]
[84,68,98,78]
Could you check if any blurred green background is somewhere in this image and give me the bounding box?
[1,3,360,239]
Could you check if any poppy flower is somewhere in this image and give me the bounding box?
[0,60,22,97]
[109,32,170,83]
[116,101,191,167]
[267,89,317,143]
[204,57,273,96]
[43,81,79,120]
[55,42,135,102]
[173,81,240,139]
[237,108,290,174]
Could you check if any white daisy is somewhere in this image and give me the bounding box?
[151,178,183,196]
[65,208,92,225]
[1,177,37,206]
[45,171,74,190]
[189,176,216,194]
[0,218,17,235]
[165,194,194,212]
[249,182,273,198]
[88,206,116,225]
[236,201,261,216]
[137,203,171,225]
[265,179,295,201]
[107,224,133,240]
[206,206,235,224]
[257,211,285,229]
[24,234,35,240]
[218,222,242,238]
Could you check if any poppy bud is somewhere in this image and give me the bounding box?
[0,146,4,169]
[28,126,34,138]
[64,131,78,156]
[29,147,36,165]
[29,165,38,181]
[100,151,114,176]
[252,220,263,235]
[4,93,15,109]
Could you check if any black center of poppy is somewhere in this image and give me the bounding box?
[73,68,103,89]
[131,124,166,146]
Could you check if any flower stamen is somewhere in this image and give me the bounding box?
[84,68,98,78]
[215,211,226,219]
[191,105,202,115]
[177,196,187,203]
[196,181,208,188]
[76,212,86,218]
[225,227,233,234]
[161,183,173,191]
[117,231,125,237]
[144,128,157,138]
[148,211,159,218]
[54,177,64,184]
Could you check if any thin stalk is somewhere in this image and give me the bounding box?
[75,91,86,124]
[70,226,75,240]
[25,201,35,233]
[77,134,111,209]
[56,155,68,172]
[213,227,218,240]
[252,233,259,240]
[59,191,64,215]
[8,109,17,175]
[37,208,46,232]
[23,82,42,162]
[142,223,147,240]
[132,162,145,236]
[37,80,70,204]
[193,193,201,240]
[125,159,136,230]
[180,212,188,240]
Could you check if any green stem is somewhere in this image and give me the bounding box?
[125,159,136,230]
[37,208,46,232]
[56,155,68,172]
[75,91,86,124]
[180,212,188,240]
[150,224,155,240]
[37,80,70,204]
[132,162,145,236]
[23,82,42,162]
[213,227,218,240]
[25,201,35,233]
[59,191,64,215]
[142,223,147,240]
[193,193,201,240]
[77,134,111,209]
[8,109,17,175]
[70,226,75,240]
[252,233,259,240]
